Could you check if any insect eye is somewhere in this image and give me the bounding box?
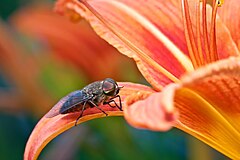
[102,78,116,96]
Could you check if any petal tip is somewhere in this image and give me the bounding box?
[124,91,178,132]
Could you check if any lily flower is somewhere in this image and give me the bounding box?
[24,0,240,160]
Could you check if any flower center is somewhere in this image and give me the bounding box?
[182,0,224,68]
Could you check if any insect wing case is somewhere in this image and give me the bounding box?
[46,90,92,118]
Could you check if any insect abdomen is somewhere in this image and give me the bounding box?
[61,103,92,114]
[61,104,83,114]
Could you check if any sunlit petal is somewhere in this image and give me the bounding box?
[124,57,240,159]
[24,82,154,160]
[55,0,196,90]
[175,57,240,159]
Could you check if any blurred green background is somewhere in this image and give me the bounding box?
[0,0,227,160]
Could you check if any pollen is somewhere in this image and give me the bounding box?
[217,0,224,7]
[199,0,224,7]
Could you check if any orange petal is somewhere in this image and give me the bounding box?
[123,57,240,158]
[11,4,133,81]
[124,84,179,131]
[215,17,240,58]
[175,57,240,159]
[24,82,154,160]
[218,0,240,51]
[55,0,195,90]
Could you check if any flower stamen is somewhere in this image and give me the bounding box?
[182,0,223,67]
[196,1,205,65]
[182,0,202,68]
[202,0,210,63]
[209,0,219,62]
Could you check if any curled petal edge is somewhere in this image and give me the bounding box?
[24,82,154,160]
[124,84,180,131]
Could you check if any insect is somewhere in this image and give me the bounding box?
[46,78,123,126]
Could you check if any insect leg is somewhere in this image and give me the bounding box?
[75,100,87,126]
[103,95,123,111]
[88,101,108,116]
[103,101,115,108]
[115,95,123,111]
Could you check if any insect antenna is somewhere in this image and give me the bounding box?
[119,86,124,89]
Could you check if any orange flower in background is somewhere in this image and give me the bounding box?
[11,4,137,81]
[24,0,240,160]
[0,20,54,115]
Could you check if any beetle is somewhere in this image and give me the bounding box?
[46,78,123,126]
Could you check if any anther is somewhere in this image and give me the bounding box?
[217,0,224,7]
